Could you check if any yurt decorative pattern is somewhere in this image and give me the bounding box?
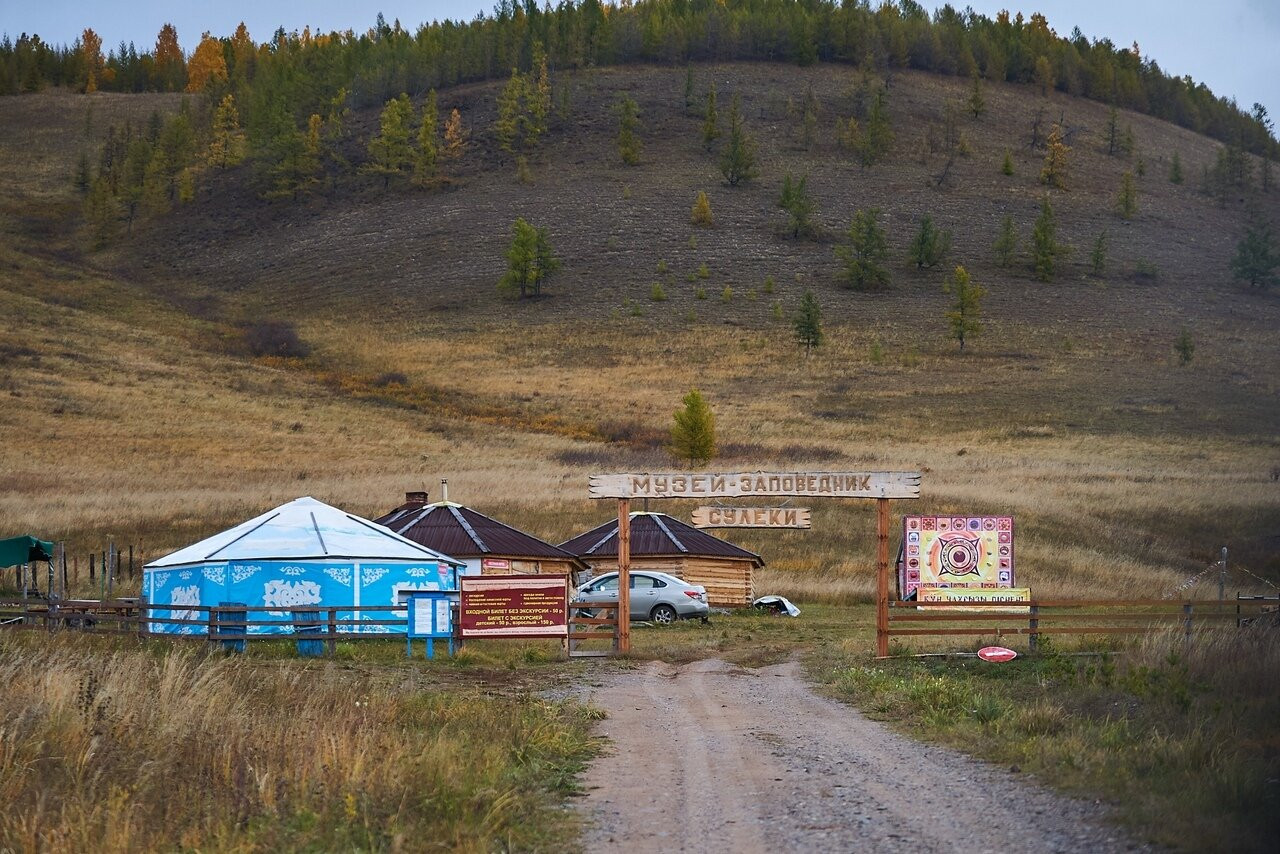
[143,497,463,635]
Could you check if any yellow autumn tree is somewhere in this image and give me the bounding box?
[1040,122,1070,189]
[444,108,466,157]
[186,33,228,93]
[80,28,103,93]
[153,23,186,91]
[207,93,246,167]
[691,190,713,226]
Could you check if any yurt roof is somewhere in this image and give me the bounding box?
[559,512,764,566]
[375,496,584,566]
[145,497,465,569]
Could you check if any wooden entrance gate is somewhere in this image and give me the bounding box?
[589,471,922,653]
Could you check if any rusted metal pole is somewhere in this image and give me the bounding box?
[617,498,631,654]
[876,497,890,657]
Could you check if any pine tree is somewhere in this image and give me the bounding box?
[794,289,823,354]
[1001,148,1014,175]
[702,83,720,150]
[968,70,985,119]
[444,108,466,158]
[670,389,716,467]
[1104,104,1120,155]
[1115,170,1137,219]
[1230,211,1278,290]
[527,43,551,144]
[778,173,815,238]
[1031,195,1063,282]
[691,190,713,226]
[836,208,890,291]
[73,151,91,193]
[256,97,316,200]
[1090,229,1108,277]
[616,94,642,165]
[909,214,952,268]
[1169,150,1183,184]
[83,175,119,248]
[414,89,439,185]
[801,85,819,149]
[683,65,695,113]
[858,91,894,167]
[141,146,172,214]
[366,94,415,188]
[121,138,150,229]
[1033,55,1054,97]
[944,265,986,350]
[498,218,560,299]
[993,214,1018,267]
[496,68,524,155]
[208,94,246,168]
[719,95,756,186]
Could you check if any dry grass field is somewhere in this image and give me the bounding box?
[1,64,1278,604]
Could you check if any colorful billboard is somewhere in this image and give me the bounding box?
[458,574,568,638]
[900,515,1015,599]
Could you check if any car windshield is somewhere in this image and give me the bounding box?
[593,576,619,592]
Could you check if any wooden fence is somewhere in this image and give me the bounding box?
[0,598,626,658]
[884,597,1279,653]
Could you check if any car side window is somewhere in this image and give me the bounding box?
[595,576,618,592]
[631,575,657,589]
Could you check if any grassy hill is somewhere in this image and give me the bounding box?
[2,64,1278,598]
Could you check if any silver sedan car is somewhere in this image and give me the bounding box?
[575,570,709,624]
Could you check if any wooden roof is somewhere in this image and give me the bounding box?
[375,496,585,568]
[559,512,764,566]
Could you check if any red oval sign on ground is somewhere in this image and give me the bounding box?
[978,646,1018,662]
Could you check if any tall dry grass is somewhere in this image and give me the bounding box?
[813,621,1280,852]
[0,633,597,852]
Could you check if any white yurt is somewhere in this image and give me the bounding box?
[143,496,464,635]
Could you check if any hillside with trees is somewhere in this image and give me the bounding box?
[1,4,1278,586]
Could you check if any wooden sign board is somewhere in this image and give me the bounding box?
[458,575,568,638]
[589,470,921,500]
[691,506,811,529]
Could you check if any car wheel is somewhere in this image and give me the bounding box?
[650,604,678,625]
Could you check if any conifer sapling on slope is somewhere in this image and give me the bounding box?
[909,214,952,268]
[414,89,439,185]
[794,289,823,354]
[616,94,642,166]
[691,190,714,226]
[720,95,756,186]
[993,214,1017,268]
[836,208,891,291]
[1032,195,1063,282]
[366,94,415,188]
[944,265,986,350]
[778,173,816,239]
[670,389,716,467]
[498,218,560,299]
[702,83,720,149]
[1230,211,1279,290]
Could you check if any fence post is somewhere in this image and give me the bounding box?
[1182,602,1193,643]
[327,608,337,657]
[207,607,218,648]
[1029,604,1039,652]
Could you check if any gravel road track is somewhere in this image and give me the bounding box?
[574,658,1150,853]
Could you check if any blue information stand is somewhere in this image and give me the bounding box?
[406,592,454,659]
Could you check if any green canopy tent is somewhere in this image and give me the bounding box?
[1,536,55,597]
[0,536,54,567]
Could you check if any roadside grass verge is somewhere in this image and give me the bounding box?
[0,632,600,853]
[808,626,1280,852]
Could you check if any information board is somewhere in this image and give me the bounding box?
[900,515,1015,598]
[916,586,1031,613]
[458,575,568,638]
[407,592,452,639]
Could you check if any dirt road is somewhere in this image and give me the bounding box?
[575,659,1145,853]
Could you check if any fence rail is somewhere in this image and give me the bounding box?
[0,598,627,658]
[884,597,1278,652]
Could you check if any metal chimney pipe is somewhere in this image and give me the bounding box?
[441,478,449,503]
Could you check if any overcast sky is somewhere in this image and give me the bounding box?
[5,1,1277,119]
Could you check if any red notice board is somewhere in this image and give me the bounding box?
[458,574,569,638]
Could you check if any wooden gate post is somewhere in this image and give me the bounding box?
[616,498,631,654]
[876,497,890,658]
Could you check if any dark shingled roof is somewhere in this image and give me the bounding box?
[375,497,584,566]
[559,513,764,566]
